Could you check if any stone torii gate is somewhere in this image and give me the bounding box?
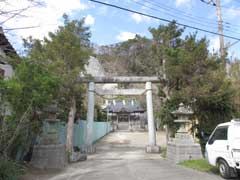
[78,76,161,153]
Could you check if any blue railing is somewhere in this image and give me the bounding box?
[42,120,112,148]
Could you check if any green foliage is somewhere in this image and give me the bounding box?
[22,15,92,154]
[0,159,25,180]
[230,61,240,116]
[2,59,60,113]
[150,21,184,77]
[149,21,184,45]
[0,58,60,158]
[24,14,91,119]
[95,104,107,122]
[158,94,183,134]
[149,22,236,152]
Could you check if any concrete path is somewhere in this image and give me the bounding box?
[23,131,223,180]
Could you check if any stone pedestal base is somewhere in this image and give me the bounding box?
[145,145,161,153]
[81,145,96,154]
[166,142,202,163]
[69,152,87,162]
[31,144,66,169]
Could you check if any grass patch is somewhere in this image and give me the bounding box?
[179,159,218,174]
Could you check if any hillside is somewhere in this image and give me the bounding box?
[95,35,165,77]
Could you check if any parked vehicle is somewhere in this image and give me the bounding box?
[205,119,240,179]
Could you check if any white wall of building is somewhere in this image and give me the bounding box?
[0,63,13,79]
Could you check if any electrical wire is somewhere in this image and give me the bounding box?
[200,0,240,9]
[140,0,240,33]
[89,0,240,41]
[149,0,240,30]
[132,0,220,30]
[141,0,221,26]
[198,0,240,36]
[131,0,240,35]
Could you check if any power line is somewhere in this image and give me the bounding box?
[132,0,220,30]
[89,0,240,41]
[141,0,220,26]
[144,0,240,31]
[200,0,239,9]
[200,0,240,27]
[197,3,240,36]
[200,0,216,6]
[131,0,240,35]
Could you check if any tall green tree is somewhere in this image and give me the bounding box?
[152,23,236,151]
[25,14,92,154]
[0,58,60,158]
[230,61,240,115]
[149,21,184,98]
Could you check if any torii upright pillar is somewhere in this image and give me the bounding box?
[85,82,96,154]
[145,81,161,153]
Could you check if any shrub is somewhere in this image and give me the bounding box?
[0,160,24,180]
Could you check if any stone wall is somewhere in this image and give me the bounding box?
[167,142,202,163]
[31,144,66,169]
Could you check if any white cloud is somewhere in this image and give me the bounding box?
[209,36,220,52]
[116,32,137,41]
[0,0,90,42]
[84,14,95,26]
[131,13,142,24]
[131,13,151,24]
[225,7,240,19]
[175,0,191,7]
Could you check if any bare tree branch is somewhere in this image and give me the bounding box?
[0,0,44,25]
[2,102,33,157]
[0,7,30,25]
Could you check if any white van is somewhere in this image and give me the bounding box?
[206,119,240,179]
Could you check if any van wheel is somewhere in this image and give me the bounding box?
[218,159,231,179]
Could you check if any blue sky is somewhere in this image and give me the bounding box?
[2,0,240,59]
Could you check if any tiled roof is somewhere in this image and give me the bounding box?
[105,100,144,113]
[0,27,16,56]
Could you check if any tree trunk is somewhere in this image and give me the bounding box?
[166,125,169,143]
[3,104,32,157]
[66,96,76,154]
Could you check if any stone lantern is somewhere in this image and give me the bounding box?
[172,103,194,143]
[31,103,67,169]
[42,103,60,145]
[166,103,202,163]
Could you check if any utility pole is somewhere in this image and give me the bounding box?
[200,0,228,73]
[215,0,225,60]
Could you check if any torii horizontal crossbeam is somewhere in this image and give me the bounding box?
[78,76,161,83]
[96,89,146,96]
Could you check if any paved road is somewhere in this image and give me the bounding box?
[23,131,223,180]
